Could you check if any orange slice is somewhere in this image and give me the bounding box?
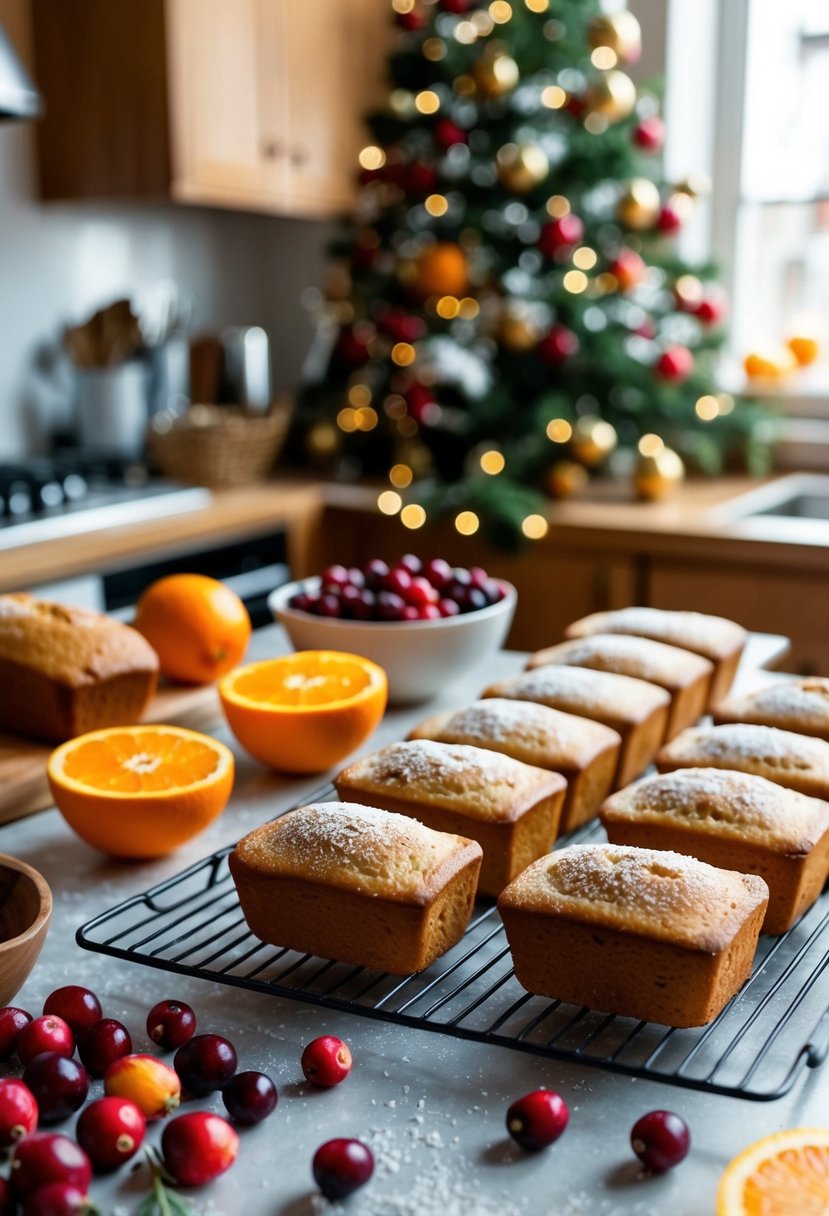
[47,724,234,858]
[219,650,387,773]
[716,1128,829,1215]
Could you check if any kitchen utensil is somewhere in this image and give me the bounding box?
[0,852,52,1005]
[221,326,272,412]
[75,361,150,456]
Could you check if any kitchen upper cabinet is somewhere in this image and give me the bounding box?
[31,0,384,219]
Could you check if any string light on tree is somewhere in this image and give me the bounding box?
[455,510,480,535]
[400,503,427,529]
[521,513,549,539]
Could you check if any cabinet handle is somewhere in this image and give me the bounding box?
[291,144,309,167]
[262,139,285,160]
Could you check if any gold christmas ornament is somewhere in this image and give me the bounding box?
[585,70,637,123]
[472,47,520,98]
[496,143,549,193]
[633,445,685,501]
[570,416,618,468]
[673,171,712,199]
[545,459,589,499]
[616,178,661,230]
[673,273,704,311]
[497,301,545,350]
[587,11,642,63]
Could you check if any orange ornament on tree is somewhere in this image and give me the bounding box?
[787,335,820,367]
[135,574,251,685]
[414,242,469,299]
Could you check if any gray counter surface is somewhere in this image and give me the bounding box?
[2,629,827,1215]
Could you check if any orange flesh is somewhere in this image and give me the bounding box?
[61,732,222,792]
[229,654,376,707]
[742,1145,829,1213]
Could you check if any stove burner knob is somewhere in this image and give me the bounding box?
[7,481,32,516]
[39,479,65,509]
[62,474,88,502]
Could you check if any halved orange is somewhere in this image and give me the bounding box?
[219,650,387,773]
[716,1127,829,1215]
[47,725,234,858]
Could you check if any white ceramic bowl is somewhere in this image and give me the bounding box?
[268,577,517,705]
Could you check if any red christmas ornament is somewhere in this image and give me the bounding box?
[332,327,371,368]
[655,345,694,382]
[404,162,439,198]
[405,381,436,423]
[633,116,665,152]
[441,0,470,11]
[396,9,425,31]
[696,295,727,326]
[377,311,427,343]
[433,119,467,152]
[565,95,587,120]
[538,325,580,364]
[657,205,684,234]
[609,249,646,292]
[538,215,585,258]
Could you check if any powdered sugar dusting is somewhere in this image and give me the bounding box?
[530,633,712,683]
[418,698,616,762]
[569,607,745,659]
[484,664,669,716]
[663,724,829,780]
[717,678,829,735]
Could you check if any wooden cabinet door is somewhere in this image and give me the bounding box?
[166,0,283,208]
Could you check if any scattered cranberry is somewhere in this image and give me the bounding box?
[0,1078,38,1146]
[222,1071,278,1126]
[10,1133,92,1198]
[78,1019,132,1078]
[22,1053,89,1124]
[301,1036,352,1088]
[76,1096,146,1173]
[0,1007,33,1060]
[312,1138,374,1201]
[147,1000,196,1051]
[161,1112,239,1186]
[174,1033,237,1097]
[630,1110,690,1173]
[17,1018,74,1068]
[22,1182,90,1216]
[506,1090,570,1151]
[43,987,102,1036]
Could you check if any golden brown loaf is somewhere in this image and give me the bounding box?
[713,677,829,743]
[600,768,829,934]
[656,723,829,801]
[526,633,713,741]
[498,843,768,1027]
[0,593,159,742]
[335,740,565,896]
[228,801,482,974]
[407,698,620,834]
[564,607,746,706]
[482,665,670,788]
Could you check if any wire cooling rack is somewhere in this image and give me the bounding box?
[77,787,829,1102]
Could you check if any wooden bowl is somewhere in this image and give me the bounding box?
[0,854,52,1006]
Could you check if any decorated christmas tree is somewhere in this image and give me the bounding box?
[298,0,772,548]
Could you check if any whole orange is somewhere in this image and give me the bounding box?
[135,573,251,684]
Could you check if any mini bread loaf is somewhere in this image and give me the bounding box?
[656,724,829,801]
[229,802,483,974]
[713,677,829,743]
[564,607,746,707]
[483,666,670,788]
[497,843,768,1027]
[335,740,565,896]
[406,699,620,834]
[0,593,159,742]
[600,768,829,934]
[526,634,713,742]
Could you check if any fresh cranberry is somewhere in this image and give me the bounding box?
[301,1036,352,1088]
[147,1000,196,1052]
[438,598,460,618]
[386,566,413,596]
[377,591,406,621]
[78,1018,132,1078]
[0,1179,13,1216]
[42,987,102,1035]
[0,1078,39,1146]
[451,567,472,588]
[402,605,420,621]
[506,1090,570,1151]
[406,576,439,607]
[352,589,376,620]
[17,1018,74,1067]
[0,1008,33,1060]
[317,593,342,618]
[399,554,422,575]
[10,1133,92,1198]
[76,1096,146,1173]
[290,591,313,613]
[418,604,441,620]
[174,1033,237,1097]
[630,1110,690,1173]
[483,578,507,604]
[466,588,489,613]
[22,1053,89,1123]
[424,558,453,589]
[312,1138,374,1200]
[363,558,389,589]
[340,584,363,615]
[321,564,350,590]
[222,1071,278,1126]
[161,1112,239,1186]
[347,567,365,589]
[468,566,489,589]
[22,1182,90,1216]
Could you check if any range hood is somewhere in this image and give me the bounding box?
[0,22,40,121]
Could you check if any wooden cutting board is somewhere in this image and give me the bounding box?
[0,682,223,825]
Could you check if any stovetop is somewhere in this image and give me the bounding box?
[0,453,212,551]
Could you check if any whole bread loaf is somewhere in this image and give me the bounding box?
[600,768,829,934]
[229,801,483,974]
[0,594,159,741]
[713,677,829,743]
[656,723,829,801]
[498,843,768,1027]
[564,607,746,706]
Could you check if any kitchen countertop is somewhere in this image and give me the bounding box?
[2,627,827,1216]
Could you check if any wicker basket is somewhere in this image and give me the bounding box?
[149,401,292,487]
